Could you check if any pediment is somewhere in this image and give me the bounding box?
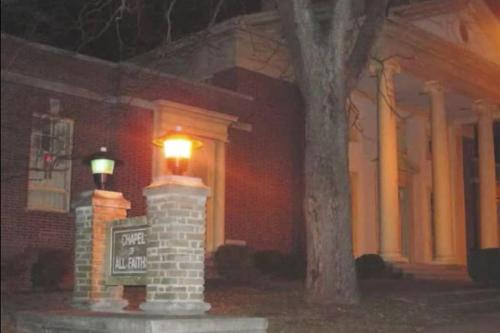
[403,0,500,65]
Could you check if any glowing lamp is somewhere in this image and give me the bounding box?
[153,130,202,175]
[83,147,122,190]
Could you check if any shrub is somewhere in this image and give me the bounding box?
[254,250,287,275]
[355,254,386,279]
[1,256,29,282]
[254,250,306,280]
[468,248,500,285]
[214,244,256,283]
[1,248,38,292]
[281,252,306,280]
[31,249,71,291]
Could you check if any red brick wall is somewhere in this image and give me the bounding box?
[0,80,155,290]
[1,35,305,291]
[113,105,153,216]
[0,36,260,291]
[212,68,305,254]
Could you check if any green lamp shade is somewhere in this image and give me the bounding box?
[91,158,115,175]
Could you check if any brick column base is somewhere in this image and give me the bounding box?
[72,190,131,312]
[140,175,210,315]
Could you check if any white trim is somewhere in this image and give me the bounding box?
[115,96,156,110]
[2,69,257,119]
[154,100,239,125]
[231,122,252,132]
[25,206,68,214]
[225,239,247,246]
[2,70,104,100]
[121,63,254,101]
[27,114,73,213]
[1,33,117,68]
[1,70,156,109]
[1,33,254,102]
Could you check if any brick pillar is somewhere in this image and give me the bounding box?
[140,175,210,315]
[72,190,131,311]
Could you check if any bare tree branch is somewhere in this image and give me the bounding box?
[164,0,178,44]
[209,0,225,27]
[346,0,390,90]
[328,0,350,79]
[277,0,318,91]
[77,0,129,52]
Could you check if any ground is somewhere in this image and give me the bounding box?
[2,278,499,333]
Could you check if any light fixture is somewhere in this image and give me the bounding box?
[153,127,202,175]
[84,147,122,190]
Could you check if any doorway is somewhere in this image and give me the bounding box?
[462,137,479,256]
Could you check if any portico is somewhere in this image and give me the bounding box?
[138,0,500,267]
[369,52,499,265]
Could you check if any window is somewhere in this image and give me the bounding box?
[27,112,73,212]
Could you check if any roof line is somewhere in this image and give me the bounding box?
[1,33,254,102]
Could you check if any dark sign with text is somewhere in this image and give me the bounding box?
[110,226,147,276]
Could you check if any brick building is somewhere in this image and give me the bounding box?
[2,0,500,291]
[135,0,500,274]
[1,33,304,291]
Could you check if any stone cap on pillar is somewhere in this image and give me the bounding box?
[71,190,131,210]
[423,80,445,95]
[144,175,209,197]
[472,99,498,115]
[369,57,401,77]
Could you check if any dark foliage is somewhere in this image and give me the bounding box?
[355,254,386,279]
[31,249,71,291]
[253,250,306,280]
[1,252,31,283]
[1,249,38,291]
[468,248,500,285]
[254,250,286,275]
[1,255,29,282]
[213,244,256,283]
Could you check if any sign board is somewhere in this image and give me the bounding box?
[106,220,148,286]
[111,225,148,275]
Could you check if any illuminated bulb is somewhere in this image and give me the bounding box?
[163,136,193,159]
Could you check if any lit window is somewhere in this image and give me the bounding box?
[27,113,73,212]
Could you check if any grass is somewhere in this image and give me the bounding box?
[205,280,463,333]
[2,278,498,333]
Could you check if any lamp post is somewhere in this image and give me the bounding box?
[84,147,122,190]
[153,128,202,175]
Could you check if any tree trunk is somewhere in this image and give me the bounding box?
[303,63,358,305]
[278,0,388,305]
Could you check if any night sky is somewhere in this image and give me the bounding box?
[1,0,262,61]
[2,0,500,62]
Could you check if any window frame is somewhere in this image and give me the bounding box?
[26,112,74,213]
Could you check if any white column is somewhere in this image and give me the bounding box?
[473,100,499,248]
[424,81,454,264]
[372,59,403,262]
[213,141,226,250]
